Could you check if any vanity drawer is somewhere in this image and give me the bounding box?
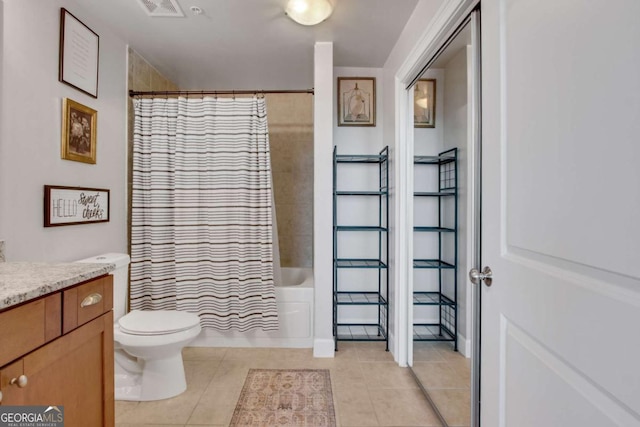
[63,275,113,334]
[0,293,60,367]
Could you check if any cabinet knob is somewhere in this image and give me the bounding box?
[0,390,3,403]
[10,375,28,388]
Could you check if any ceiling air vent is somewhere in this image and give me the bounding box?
[137,0,185,17]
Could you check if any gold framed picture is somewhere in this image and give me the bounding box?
[61,98,97,164]
[337,77,376,127]
[414,79,436,128]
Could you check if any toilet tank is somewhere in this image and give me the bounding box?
[76,253,131,320]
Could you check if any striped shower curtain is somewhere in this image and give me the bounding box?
[130,96,278,331]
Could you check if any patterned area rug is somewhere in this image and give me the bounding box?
[230,369,337,427]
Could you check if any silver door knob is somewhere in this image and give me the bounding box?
[469,266,493,286]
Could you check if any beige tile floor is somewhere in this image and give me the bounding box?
[115,342,446,427]
[412,342,472,427]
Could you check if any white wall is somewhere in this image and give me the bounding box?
[0,0,128,261]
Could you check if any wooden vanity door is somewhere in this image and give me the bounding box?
[0,359,26,405]
[18,312,114,426]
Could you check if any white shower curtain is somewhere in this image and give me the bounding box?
[130,96,278,331]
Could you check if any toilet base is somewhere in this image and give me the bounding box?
[114,350,188,401]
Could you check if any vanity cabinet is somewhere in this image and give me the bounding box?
[0,275,114,427]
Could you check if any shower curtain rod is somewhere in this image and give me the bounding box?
[128,88,314,97]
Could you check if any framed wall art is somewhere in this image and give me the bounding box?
[61,98,97,164]
[337,77,376,127]
[44,185,110,227]
[414,79,436,128]
[59,8,99,98]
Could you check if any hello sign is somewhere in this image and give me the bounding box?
[44,185,110,227]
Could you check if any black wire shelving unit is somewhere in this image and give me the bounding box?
[413,148,458,350]
[333,146,389,351]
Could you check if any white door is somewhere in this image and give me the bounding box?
[480,1,640,426]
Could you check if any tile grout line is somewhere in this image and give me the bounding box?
[183,355,227,426]
[357,359,382,427]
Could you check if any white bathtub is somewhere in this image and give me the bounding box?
[190,267,314,348]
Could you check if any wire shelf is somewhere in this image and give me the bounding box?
[336,154,386,163]
[413,324,456,341]
[333,146,389,351]
[413,291,455,305]
[414,154,456,165]
[335,292,387,305]
[413,226,455,233]
[412,147,458,350]
[336,324,387,342]
[336,225,388,232]
[414,191,456,197]
[335,259,387,268]
[413,259,455,269]
[335,190,388,196]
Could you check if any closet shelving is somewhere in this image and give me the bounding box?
[333,146,389,351]
[413,147,458,351]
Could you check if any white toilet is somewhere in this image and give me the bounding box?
[77,253,201,401]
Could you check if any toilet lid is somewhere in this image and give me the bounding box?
[118,310,200,336]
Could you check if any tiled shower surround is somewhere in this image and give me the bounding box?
[265,93,314,268]
[126,54,313,268]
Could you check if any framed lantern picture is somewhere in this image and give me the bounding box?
[337,77,376,127]
[414,79,436,128]
[61,98,97,164]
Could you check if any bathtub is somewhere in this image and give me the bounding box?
[190,267,314,348]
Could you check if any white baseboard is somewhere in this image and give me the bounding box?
[458,332,471,357]
[313,338,335,358]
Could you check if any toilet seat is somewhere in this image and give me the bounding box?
[118,310,200,336]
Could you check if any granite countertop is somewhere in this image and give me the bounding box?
[0,262,115,310]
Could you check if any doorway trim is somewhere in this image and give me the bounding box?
[393,0,481,425]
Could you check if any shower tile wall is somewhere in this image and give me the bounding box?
[265,94,314,268]
[127,49,179,249]
[127,48,179,139]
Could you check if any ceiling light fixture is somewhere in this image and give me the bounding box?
[285,0,333,26]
